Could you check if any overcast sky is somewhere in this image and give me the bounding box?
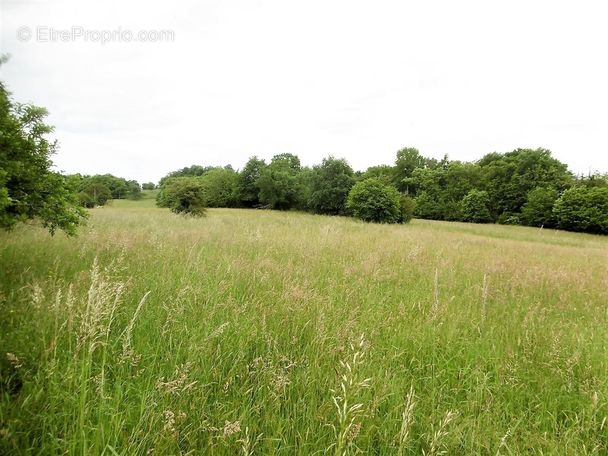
[1,0,607,183]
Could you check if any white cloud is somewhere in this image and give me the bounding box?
[1,0,607,182]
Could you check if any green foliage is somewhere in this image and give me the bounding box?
[413,191,444,220]
[70,174,141,202]
[461,190,493,223]
[399,195,416,223]
[142,182,156,190]
[200,167,239,207]
[553,187,608,234]
[0,73,85,235]
[521,187,559,227]
[308,157,354,215]
[360,165,394,185]
[156,177,207,216]
[347,178,402,223]
[159,165,213,187]
[238,156,266,207]
[257,154,303,210]
[393,147,428,192]
[78,184,112,208]
[478,148,572,217]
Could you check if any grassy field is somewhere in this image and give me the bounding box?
[1,199,608,455]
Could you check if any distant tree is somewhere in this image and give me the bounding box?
[200,167,239,207]
[520,187,559,227]
[238,156,266,207]
[257,154,302,210]
[443,161,482,201]
[393,147,427,193]
[125,180,142,199]
[0,63,85,234]
[142,182,156,190]
[360,165,394,185]
[308,157,355,215]
[553,187,608,234]
[159,165,214,186]
[157,177,206,216]
[271,153,301,172]
[461,190,493,223]
[575,173,608,189]
[79,183,112,207]
[478,148,572,218]
[413,191,445,220]
[399,195,416,223]
[295,166,314,211]
[347,178,402,223]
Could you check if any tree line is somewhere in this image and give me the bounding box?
[154,149,608,234]
[1,57,607,236]
[67,174,142,207]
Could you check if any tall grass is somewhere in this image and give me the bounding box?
[1,204,608,454]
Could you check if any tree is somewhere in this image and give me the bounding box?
[461,190,493,223]
[237,156,266,207]
[0,63,85,235]
[200,167,239,207]
[257,154,302,210]
[478,148,572,217]
[553,187,608,234]
[520,187,559,227]
[413,191,444,220]
[158,165,214,186]
[156,177,206,216]
[360,165,394,185]
[308,157,355,215]
[79,183,112,207]
[125,180,142,199]
[393,147,427,193]
[347,178,402,223]
[399,195,416,223]
[142,182,156,190]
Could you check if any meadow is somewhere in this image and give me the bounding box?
[1,196,607,455]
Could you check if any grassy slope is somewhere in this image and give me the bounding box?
[1,201,607,454]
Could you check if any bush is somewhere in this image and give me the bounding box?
[497,213,521,225]
[156,177,207,216]
[308,157,355,215]
[461,190,493,223]
[79,183,112,207]
[399,195,416,223]
[199,168,239,207]
[553,187,608,234]
[521,187,559,227]
[413,191,444,220]
[347,178,402,223]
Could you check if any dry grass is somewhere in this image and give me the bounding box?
[1,203,607,454]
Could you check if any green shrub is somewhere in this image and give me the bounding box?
[199,168,239,208]
[553,187,608,234]
[156,177,207,216]
[496,213,521,225]
[347,178,402,223]
[413,191,444,220]
[308,157,355,215]
[521,187,559,227]
[461,190,493,223]
[399,195,416,223]
[79,183,112,207]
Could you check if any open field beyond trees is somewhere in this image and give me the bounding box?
[1,200,608,455]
